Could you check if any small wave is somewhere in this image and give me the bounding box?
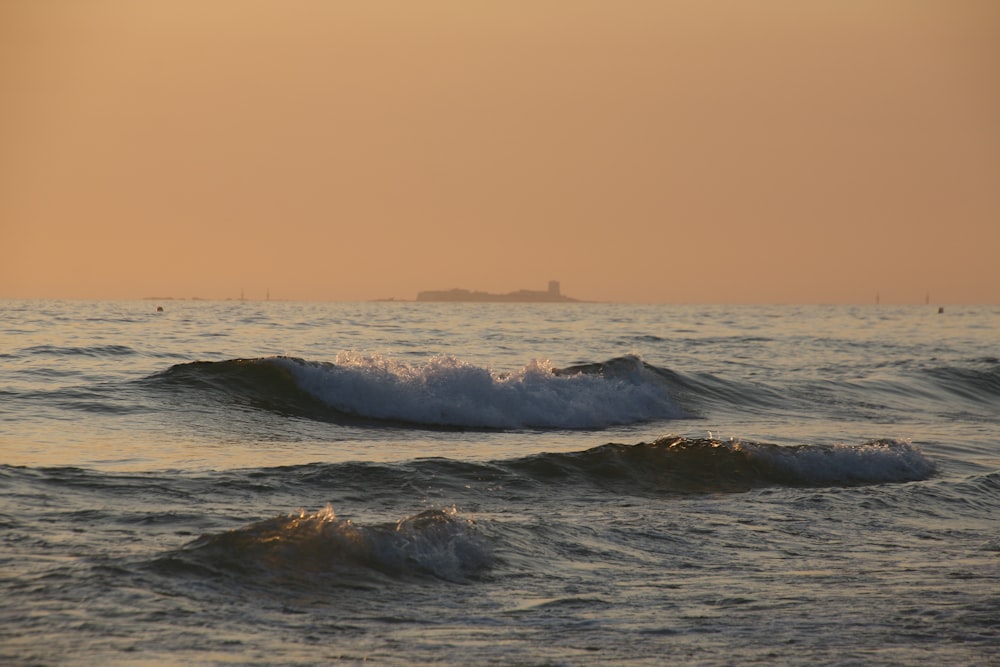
[156,506,491,585]
[204,438,937,502]
[508,437,935,493]
[20,344,138,358]
[151,353,686,429]
[920,360,1000,406]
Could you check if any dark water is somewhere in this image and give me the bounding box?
[1,300,998,665]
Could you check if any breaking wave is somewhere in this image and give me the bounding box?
[150,353,685,429]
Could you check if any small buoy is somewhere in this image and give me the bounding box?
[156,306,164,312]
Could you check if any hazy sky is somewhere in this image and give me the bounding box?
[2,1,998,303]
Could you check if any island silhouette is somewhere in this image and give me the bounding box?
[417,281,580,303]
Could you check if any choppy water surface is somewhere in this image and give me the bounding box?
[1,300,998,665]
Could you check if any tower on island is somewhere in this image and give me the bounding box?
[548,280,560,296]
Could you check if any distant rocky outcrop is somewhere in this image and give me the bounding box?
[416,281,579,303]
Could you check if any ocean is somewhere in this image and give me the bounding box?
[1,299,997,666]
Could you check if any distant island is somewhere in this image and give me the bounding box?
[417,281,581,303]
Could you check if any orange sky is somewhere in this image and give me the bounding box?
[2,1,998,303]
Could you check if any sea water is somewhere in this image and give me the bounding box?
[1,300,997,665]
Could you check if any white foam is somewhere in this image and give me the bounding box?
[737,438,935,484]
[276,353,684,429]
[373,507,492,581]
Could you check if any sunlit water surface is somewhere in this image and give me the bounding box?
[1,300,997,665]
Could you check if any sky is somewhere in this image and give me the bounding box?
[2,1,998,304]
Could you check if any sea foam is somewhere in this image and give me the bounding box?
[735,437,935,485]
